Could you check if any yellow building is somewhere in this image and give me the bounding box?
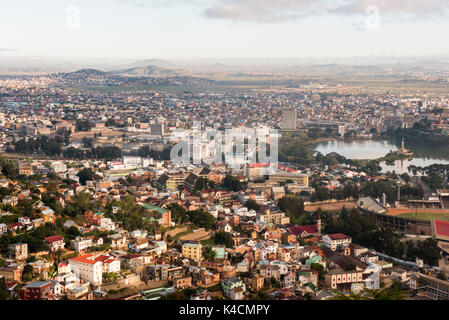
[268,173,309,186]
[182,242,203,261]
[40,207,56,224]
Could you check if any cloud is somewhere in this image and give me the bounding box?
[203,0,323,23]
[202,0,449,23]
[116,0,207,8]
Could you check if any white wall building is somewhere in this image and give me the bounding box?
[69,254,103,286]
[322,234,352,251]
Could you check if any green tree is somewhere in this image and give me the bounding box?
[188,210,216,230]
[213,231,234,248]
[203,246,216,261]
[277,195,305,224]
[0,277,11,300]
[222,175,244,192]
[21,264,35,282]
[77,168,99,186]
[244,199,260,211]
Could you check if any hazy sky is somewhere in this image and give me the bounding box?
[1,0,449,61]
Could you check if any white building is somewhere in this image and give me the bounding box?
[69,254,103,286]
[68,254,120,286]
[364,272,380,290]
[322,233,352,251]
[52,161,67,173]
[0,223,7,234]
[100,218,116,231]
[154,241,167,253]
[70,237,93,253]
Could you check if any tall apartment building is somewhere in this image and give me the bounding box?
[282,108,297,130]
[9,243,28,260]
[182,242,203,261]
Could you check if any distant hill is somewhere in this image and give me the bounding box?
[48,68,213,87]
[126,59,181,69]
[109,65,188,77]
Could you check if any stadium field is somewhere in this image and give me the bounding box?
[396,212,449,222]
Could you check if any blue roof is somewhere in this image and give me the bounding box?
[24,281,51,288]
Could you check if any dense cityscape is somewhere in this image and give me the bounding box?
[2,1,449,310]
[1,65,449,302]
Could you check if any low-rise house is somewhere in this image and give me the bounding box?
[6,222,23,233]
[70,237,93,253]
[244,273,265,292]
[221,277,246,299]
[260,264,282,281]
[282,272,296,288]
[0,223,7,234]
[387,267,410,283]
[322,233,352,251]
[99,218,116,231]
[190,289,212,300]
[44,235,65,252]
[2,196,18,206]
[0,265,22,281]
[50,280,64,297]
[109,233,128,250]
[131,238,149,251]
[173,276,192,289]
[21,281,53,300]
[364,271,380,290]
[39,206,56,223]
[29,260,50,274]
[230,286,245,300]
[67,283,93,300]
[220,221,233,233]
[18,217,31,226]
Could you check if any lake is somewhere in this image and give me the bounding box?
[312,139,449,174]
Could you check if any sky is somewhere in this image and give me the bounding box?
[1,0,449,62]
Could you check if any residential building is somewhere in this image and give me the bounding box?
[221,277,246,299]
[22,281,53,300]
[182,242,203,261]
[9,243,28,260]
[322,233,352,251]
[173,276,192,289]
[44,235,65,252]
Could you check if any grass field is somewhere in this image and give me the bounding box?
[304,201,357,212]
[397,212,449,222]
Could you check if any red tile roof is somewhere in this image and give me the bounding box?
[327,233,351,240]
[44,235,64,243]
[288,225,318,236]
[69,253,117,265]
[249,163,270,168]
[7,222,23,229]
